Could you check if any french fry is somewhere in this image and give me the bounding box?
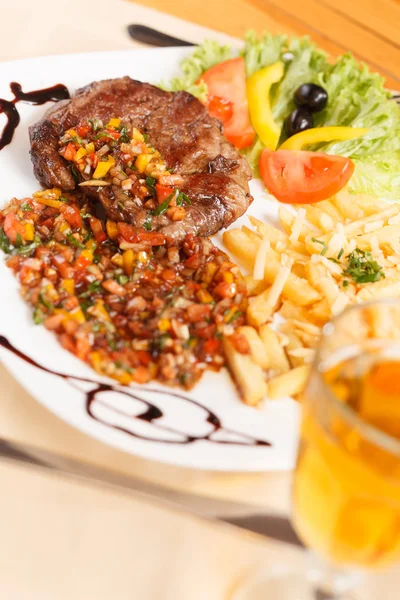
[279,301,311,323]
[223,229,320,306]
[259,325,290,374]
[301,205,336,232]
[247,287,281,327]
[281,328,305,368]
[311,199,344,221]
[242,225,262,241]
[356,272,400,302]
[248,216,287,246]
[365,304,400,340]
[278,206,320,242]
[351,193,388,216]
[268,365,310,400]
[238,326,270,369]
[223,337,268,406]
[305,262,339,307]
[331,193,365,221]
[244,275,269,296]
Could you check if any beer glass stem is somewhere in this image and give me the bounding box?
[231,552,364,599]
[307,552,364,599]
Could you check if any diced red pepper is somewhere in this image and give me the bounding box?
[89,216,107,244]
[60,142,77,161]
[213,281,237,299]
[117,222,166,246]
[3,212,30,244]
[76,124,91,138]
[155,184,174,205]
[132,365,150,384]
[230,331,250,354]
[51,254,74,279]
[161,268,176,282]
[105,128,121,140]
[186,304,211,323]
[203,337,221,357]
[195,324,216,340]
[59,203,82,229]
[184,253,202,269]
[74,254,91,271]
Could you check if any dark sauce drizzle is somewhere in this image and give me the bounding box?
[0,82,70,151]
[0,335,271,448]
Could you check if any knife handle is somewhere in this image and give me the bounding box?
[127,24,194,47]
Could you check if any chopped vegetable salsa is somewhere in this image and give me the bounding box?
[0,189,247,389]
[59,118,191,226]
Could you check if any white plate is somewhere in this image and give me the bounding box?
[0,48,300,471]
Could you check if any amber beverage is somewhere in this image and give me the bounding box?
[293,303,400,570]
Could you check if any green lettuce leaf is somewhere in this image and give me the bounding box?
[160,41,233,102]
[163,33,400,198]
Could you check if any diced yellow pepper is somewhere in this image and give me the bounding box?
[158,318,171,332]
[222,271,234,284]
[62,278,75,296]
[80,248,93,262]
[33,188,62,208]
[135,153,153,173]
[24,223,35,242]
[67,129,78,138]
[74,147,87,162]
[111,253,124,267]
[123,249,135,276]
[114,371,132,385]
[106,220,119,241]
[196,289,213,304]
[59,222,70,234]
[108,118,121,129]
[69,307,86,324]
[88,299,111,322]
[34,197,63,209]
[132,128,144,142]
[45,282,59,303]
[93,155,115,179]
[279,126,370,151]
[85,142,95,153]
[89,351,103,372]
[247,62,285,150]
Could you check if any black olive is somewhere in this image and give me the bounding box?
[285,108,314,137]
[295,83,328,112]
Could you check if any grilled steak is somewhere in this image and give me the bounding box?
[29,77,253,244]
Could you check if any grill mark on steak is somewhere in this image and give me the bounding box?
[29,77,253,244]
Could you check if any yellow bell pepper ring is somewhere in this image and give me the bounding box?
[280,126,370,151]
[247,61,285,151]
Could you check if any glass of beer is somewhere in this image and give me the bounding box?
[233,299,400,599]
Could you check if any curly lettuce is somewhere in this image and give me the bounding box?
[164,32,400,198]
[161,41,233,102]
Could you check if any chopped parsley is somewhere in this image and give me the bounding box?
[39,292,54,312]
[119,126,130,143]
[66,233,86,249]
[176,192,191,207]
[153,191,176,216]
[311,238,328,256]
[342,248,385,284]
[33,306,45,325]
[71,165,79,182]
[0,229,11,254]
[143,212,153,231]
[115,273,129,285]
[78,280,102,298]
[21,203,32,211]
[227,310,242,324]
[145,176,157,198]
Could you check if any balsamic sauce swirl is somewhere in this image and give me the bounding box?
[0,82,70,150]
[0,335,271,448]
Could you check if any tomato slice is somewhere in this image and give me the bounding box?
[199,58,255,149]
[259,149,355,204]
[207,96,233,124]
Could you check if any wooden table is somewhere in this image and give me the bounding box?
[134,0,400,89]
